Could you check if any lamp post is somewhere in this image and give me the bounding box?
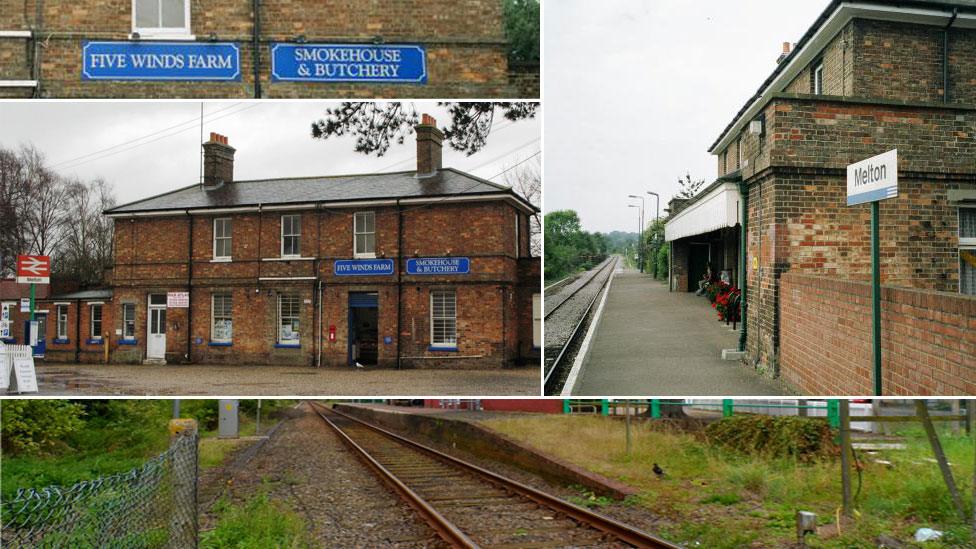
[628,195,645,273]
[647,192,661,279]
[628,204,642,271]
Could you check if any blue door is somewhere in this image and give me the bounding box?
[25,313,47,357]
[348,292,379,366]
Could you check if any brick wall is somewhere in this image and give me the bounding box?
[780,272,976,395]
[0,0,521,98]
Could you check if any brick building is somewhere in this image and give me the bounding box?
[666,0,976,394]
[38,116,540,369]
[0,0,530,98]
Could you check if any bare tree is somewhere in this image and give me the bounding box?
[501,154,541,256]
[677,172,706,199]
[58,178,115,287]
[19,144,69,258]
[0,147,27,276]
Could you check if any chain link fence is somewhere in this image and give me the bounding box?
[2,428,198,548]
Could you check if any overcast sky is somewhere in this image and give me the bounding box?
[545,0,830,233]
[0,101,541,207]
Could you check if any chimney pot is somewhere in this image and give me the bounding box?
[202,134,235,190]
[782,41,791,54]
[415,113,443,177]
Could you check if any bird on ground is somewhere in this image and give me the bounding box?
[652,463,666,479]
[355,362,365,369]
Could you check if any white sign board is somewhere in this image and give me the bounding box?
[11,356,38,393]
[20,298,30,313]
[847,149,898,206]
[167,292,189,308]
[28,321,38,346]
[0,321,9,339]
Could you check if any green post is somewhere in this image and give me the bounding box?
[738,180,748,352]
[871,201,882,396]
[601,400,609,416]
[563,399,570,414]
[722,399,734,417]
[29,283,35,321]
[651,399,661,418]
[827,399,840,429]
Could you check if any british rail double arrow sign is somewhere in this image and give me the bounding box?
[16,255,51,284]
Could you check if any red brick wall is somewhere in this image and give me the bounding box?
[780,272,976,395]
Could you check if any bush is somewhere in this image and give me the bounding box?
[1,400,86,455]
[201,493,309,548]
[705,415,837,462]
[181,400,219,431]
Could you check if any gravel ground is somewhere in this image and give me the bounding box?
[29,363,539,396]
[199,402,445,547]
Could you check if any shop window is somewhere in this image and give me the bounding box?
[122,303,136,340]
[132,0,191,37]
[213,218,232,260]
[278,294,300,345]
[960,207,976,295]
[354,211,376,258]
[211,294,233,342]
[813,62,824,95]
[281,214,301,257]
[430,290,457,348]
[56,305,68,340]
[90,304,103,339]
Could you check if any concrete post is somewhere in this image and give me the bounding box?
[168,418,198,549]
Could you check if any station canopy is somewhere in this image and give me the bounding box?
[664,180,742,242]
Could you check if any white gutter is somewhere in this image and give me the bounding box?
[710,2,975,154]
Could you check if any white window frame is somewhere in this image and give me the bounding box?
[213,218,232,261]
[281,214,301,258]
[959,207,976,295]
[90,304,103,340]
[211,294,233,343]
[277,294,300,345]
[430,289,457,349]
[56,304,68,340]
[353,211,376,258]
[131,0,193,39]
[813,62,824,95]
[122,303,136,340]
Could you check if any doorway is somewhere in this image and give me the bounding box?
[147,294,167,359]
[688,243,711,292]
[348,292,378,366]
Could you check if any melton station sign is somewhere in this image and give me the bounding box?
[16,255,51,284]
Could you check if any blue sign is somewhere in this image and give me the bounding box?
[334,259,395,276]
[406,257,470,275]
[383,336,393,345]
[270,43,427,84]
[82,41,241,81]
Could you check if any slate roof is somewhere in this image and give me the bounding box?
[105,168,537,214]
[709,0,976,152]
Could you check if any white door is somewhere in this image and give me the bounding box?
[148,296,167,359]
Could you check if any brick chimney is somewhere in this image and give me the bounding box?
[202,132,235,190]
[776,41,793,65]
[415,114,443,177]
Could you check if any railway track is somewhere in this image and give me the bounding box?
[543,256,618,394]
[310,402,680,549]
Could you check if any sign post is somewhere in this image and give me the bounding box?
[16,255,51,343]
[847,149,897,396]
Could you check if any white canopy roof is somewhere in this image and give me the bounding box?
[665,182,741,242]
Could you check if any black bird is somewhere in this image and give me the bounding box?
[652,463,666,479]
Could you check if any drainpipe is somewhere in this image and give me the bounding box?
[396,199,403,370]
[74,299,81,363]
[185,210,193,362]
[316,279,323,368]
[252,0,262,98]
[737,181,749,353]
[32,0,43,97]
[944,8,958,104]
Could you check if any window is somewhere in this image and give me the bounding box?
[353,211,376,257]
[56,305,68,339]
[213,218,232,260]
[532,294,541,348]
[122,303,136,340]
[721,151,727,175]
[281,214,301,257]
[736,138,742,170]
[211,294,233,342]
[960,208,976,295]
[813,62,824,95]
[90,304,103,339]
[132,0,191,37]
[277,294,300,345]
[430,290,457,348]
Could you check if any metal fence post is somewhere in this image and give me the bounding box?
[651,399,661,418]
[601,400,609,416]
[827,399,840,429]
[563,399,570,414]
[168,419,198,549]
[722,399,733,417]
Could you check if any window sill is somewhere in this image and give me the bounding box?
[118,339,138,345]
[354,254,377,259]
[211,257,232,263]
[53,338,70,344]
[274,343,301,349]
[1,337,15,344]
[208,341,232,347]
[129,33,196,41]
[85,338,103,345]
[263,257,315,262]
[428,346,459,352]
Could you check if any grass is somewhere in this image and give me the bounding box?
[483,414,976,549]
[201,491,310,549]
